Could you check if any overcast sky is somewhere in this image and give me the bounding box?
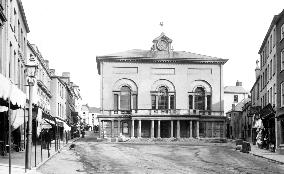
[22,0,284,107]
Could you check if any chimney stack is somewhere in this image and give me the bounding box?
[236,80,242,86]
[62,72,70,78]
[49,69,55,76]
[255,59,260,80]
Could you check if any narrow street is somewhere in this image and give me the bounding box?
[38,132,284,174]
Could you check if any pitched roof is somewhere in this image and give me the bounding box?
[99,49,224,60]
[227,98,251,113]
[224,86,248,94]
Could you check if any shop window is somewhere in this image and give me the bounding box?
[122,122,128,134]
[199,122,206,138]
[281,120,284,144]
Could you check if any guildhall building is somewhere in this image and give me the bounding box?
[96,33,228,139]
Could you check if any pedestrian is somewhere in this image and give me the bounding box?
[81,130,85,138]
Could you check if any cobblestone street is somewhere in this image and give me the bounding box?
[38,132,284,174]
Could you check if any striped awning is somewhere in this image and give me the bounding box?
[0,73,26,109]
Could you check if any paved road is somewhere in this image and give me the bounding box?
[39,133,284,174]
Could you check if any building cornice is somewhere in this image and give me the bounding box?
[258,9,284,54]
[96,56,228,75]
[27,41,52,78]
[17,0,29,33]
[37,80,52,98]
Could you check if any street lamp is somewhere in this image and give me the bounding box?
[25,58,38,170]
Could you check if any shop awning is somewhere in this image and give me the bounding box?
[63,122,71,131]
[0,73,26,109]
[260,104,275,120]
[55,118,64,127]
[41,119,52,129]
[11,108,27,130]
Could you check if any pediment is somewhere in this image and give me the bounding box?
[152,32,173,43]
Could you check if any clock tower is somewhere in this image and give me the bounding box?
[151,33,172,52]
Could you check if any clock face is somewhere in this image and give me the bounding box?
[157,40,168,51]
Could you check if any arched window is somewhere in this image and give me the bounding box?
[151,86,175,110]
[113,84,137,114]
[158,86,168,110]
[189,86,211,111]
[120,86,131,110]
[194,87,205,110]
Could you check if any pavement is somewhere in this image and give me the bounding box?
[249,144,284,164]
[0,139,74,174]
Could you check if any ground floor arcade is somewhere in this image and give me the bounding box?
[98,116,226,139]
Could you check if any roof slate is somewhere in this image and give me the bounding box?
[224,86,248,94]
[100,49,224,60]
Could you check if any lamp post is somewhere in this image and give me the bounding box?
[25,59,38,170]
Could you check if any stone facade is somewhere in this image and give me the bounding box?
[97,33,228,139]
[276,9,284,153]
[224,81,249,113]
[251,9,284,153]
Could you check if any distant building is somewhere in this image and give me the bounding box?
[88,107,100,127]
[0,0,29,149]
[97,33,228,138]
[80,104,100,131]
[251,9,284,153]
[27,43,53,136]
[226,98,251,140]
[224,81,249,114]
[50,69,67,140]
[276,9,284,154]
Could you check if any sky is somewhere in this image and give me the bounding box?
[22,0,284,107]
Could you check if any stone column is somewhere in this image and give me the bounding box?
[138,120,142,138]
[131,120,135,138]
[177,120,180,138]
[170,120,173,138]
[190,120,193,138]
[151,120,154,138]
[117,120,121,137]
[111,120,114,138]
[196,121,199,138]
[157,120,161,138]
